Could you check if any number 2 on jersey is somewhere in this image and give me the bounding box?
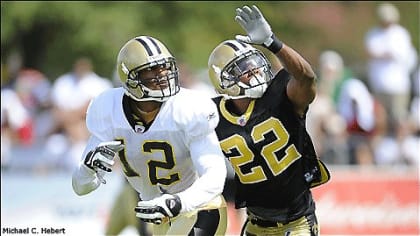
[116,138,180,185]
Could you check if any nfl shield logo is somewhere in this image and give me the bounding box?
[134,125,145,133]
[237,115,246,126]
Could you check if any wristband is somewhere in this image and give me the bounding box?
[263,34,283,53]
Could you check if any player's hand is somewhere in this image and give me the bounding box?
[83,140,124,173]
[134,194,182,224]
[235,5,273,47]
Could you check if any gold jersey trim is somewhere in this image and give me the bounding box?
[219,98,255,126]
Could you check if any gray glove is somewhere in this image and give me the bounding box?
[83,140,124,183]
[135,194,182,225]
[235,5,283,53]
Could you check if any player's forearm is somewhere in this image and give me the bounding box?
[72,164,101,196]
[276,44,316,82]
[177,132,227,213]
[176,156,227,213]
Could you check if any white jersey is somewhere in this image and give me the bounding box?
[73,87,226,213]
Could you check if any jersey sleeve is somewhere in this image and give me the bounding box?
[85,90,115,141]
[174,90,220,145]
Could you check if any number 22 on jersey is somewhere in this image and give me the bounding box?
[220,117,301,184]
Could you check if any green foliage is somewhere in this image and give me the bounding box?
[1,1,419,81]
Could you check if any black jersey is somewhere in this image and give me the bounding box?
[213,69,326,215]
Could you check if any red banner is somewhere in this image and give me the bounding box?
[312,167,419,235]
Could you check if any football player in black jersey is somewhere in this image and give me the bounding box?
[208,5,331,236]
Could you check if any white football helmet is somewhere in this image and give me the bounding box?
[208,40,273,99]
[117,36,180,102]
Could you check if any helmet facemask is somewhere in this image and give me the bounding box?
[123,57,180,102]
[220,50,273,99]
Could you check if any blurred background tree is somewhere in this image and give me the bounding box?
[1,1,418,81]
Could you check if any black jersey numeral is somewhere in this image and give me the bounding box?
[115,139,180,186]
[115,138,140,177]
[144,141,180,185]
[220,117,301,184]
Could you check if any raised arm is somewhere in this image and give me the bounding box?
[235,5,317,115]
[278,44,317,115]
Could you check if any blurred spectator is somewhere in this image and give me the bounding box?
[307,50,348,164]
[337,77,376,165]
[14,69,53,141]
[364,3,418,135]
[1,53,35,169]
[47,57,112,171]
[15,69,51,111]
[317,50,352,105]
[1,87,33,168]
[371,66,420,166]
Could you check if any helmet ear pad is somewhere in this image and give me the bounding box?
[117,36,180,102]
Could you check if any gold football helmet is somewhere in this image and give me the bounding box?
[117,36,179,102]
[208,40,273,99]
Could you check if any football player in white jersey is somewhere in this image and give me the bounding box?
[72,36,227,235]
